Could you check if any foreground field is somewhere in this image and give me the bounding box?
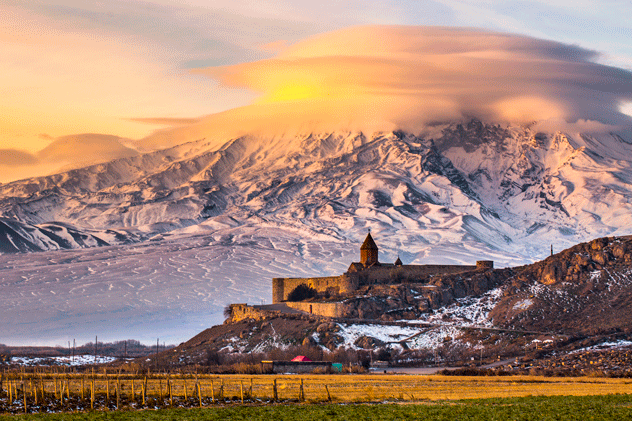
[0,395,632,420]
[2,373,632,414]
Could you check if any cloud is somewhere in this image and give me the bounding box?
[0,149,39,167]
[127,118,201,126]
[154,25,632,146]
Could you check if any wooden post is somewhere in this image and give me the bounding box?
[220,379,224,401]
[106,377,110,400]
[197,382,202,408]
[240,381,244,404]
[81,376,85,400]
[23,378,27,414]
[116,384,120,410]
[54,378,58,399]
[90,380,94,410]
[159,378,163,400]
[210,379,215,403]
[142,382,146,406]
[169,378,173,407]
[66,379,70,399]
[33,381,37,405]
[131,378,135,400]
[184,378,187,400]
[40,376,44,400]
[273,379,278,402]
[8,379,12,404]
[299,378,304,402]
[250,378,253,401]
[325,384,332,402]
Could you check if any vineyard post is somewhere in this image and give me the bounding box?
[116,384,120,410]
[250,378,253,400]
[168,378,173,407]
[8,379,12,404]
[210,379,215,403]
[299,378,304,402]
[184,378,188,400]
[22,378,27,414]
[141,382,146,406]
[240,381,244,404]
[90,380,94,410]
[273,379,278,402]
[131,378,135,400]
[325,384,331,402]
[197,381,202,408]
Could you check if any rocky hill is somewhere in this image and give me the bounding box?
[145,235,632,369]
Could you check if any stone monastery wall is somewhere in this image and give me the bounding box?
[272,264,488,304]
[272,275,358,303]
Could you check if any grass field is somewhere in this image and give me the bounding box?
[0,395,632,420]
[2,373,632,416]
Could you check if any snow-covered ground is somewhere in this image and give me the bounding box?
[10,355,117,366]
[0,227,356,347]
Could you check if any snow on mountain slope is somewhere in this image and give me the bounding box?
[1,122,631,259]
[1,121,632,345]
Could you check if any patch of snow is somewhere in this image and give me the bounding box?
[11,355,117,366]
[513,299,533,310]
[416,287,504,327]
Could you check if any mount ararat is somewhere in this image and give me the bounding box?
[1,119,632,345]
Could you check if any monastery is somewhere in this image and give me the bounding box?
[272,232,493,303]
[230,233,493,321]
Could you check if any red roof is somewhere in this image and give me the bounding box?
[291,355,312,362]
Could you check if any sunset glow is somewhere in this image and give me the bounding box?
[1,1,632,182]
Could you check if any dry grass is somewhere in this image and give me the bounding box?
[2,372,632,413]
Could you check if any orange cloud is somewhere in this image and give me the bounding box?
[179,25,632,146]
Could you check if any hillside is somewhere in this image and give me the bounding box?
[145,236,632,369]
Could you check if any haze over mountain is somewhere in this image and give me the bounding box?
[1,26,632,346]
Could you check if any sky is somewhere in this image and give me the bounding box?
[1,0,632,181]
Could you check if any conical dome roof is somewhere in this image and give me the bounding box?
[394,256,403,266]
[361,232,378,250]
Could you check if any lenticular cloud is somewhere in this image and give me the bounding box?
[188,25,632,138]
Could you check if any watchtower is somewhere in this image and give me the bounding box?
[360,232,379,266]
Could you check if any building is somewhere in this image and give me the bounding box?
[272,232,493,304]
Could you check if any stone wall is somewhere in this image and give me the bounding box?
[272,263,492,303]
[284,301,348,318]
[352,264,478,286]
[272,275,357,303]
[229,303,271,322]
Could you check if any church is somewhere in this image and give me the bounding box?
[272,232,493,304]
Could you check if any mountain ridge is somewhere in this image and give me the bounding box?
[0,121,630,264]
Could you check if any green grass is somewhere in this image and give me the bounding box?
[2,394,632,420]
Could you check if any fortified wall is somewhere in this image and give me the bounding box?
[271,233,494,304]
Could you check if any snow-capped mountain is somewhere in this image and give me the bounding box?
[2,120,632,345]
[1,120,631,262]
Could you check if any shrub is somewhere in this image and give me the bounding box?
[287,284,317,301]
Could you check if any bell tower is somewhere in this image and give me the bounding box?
[360,232,379,266]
